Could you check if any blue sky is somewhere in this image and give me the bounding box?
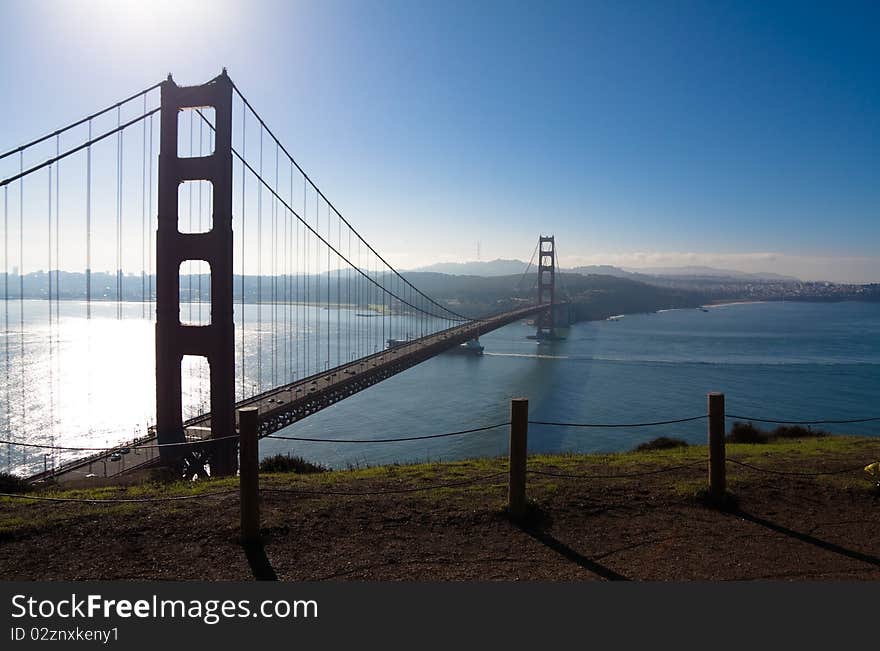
[1,0,878,281]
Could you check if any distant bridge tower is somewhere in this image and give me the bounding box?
[535,235,556,339]
[155,72,236,476]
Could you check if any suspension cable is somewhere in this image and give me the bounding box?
[192,99,474,361]
[0,81,162,162]
[0,109,160,188]
[228,81,472,322]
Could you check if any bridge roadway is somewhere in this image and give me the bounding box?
[36,302,549,485]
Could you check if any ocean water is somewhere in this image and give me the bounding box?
[263,300,880,469]
[4,300,879,474]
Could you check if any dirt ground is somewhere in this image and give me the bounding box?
[1,439,878,581]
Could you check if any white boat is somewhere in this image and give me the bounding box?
[446,338,484,355]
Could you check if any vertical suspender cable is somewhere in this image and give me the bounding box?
[272,145,278,386]
[257,126,263,393]
[315,193,319,373]
[287,162,292,380]
[337,214,340,367]
[48,165,54,464]
[3,187,7,470]
[239,104,246,400]
[197,116,205,413]
[303,178,308,378]
[116,106,123,320]
[197,116,203,324]
[326,204,330,369]
[148,113,153,321]
[293,177,299,380]
[54,140,60,456]
[55,134,61,322]
[141,95,147,319]
[86,120,92,320]
[187,111,193,324]
[357,238,360,358]
[18,153,25,468]
[48,167,53,330]
[347,225,351,360]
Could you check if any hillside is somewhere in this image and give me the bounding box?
[1,436,877,580]
[400,271,705,321]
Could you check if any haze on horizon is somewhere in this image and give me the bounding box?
[1,1,878,284]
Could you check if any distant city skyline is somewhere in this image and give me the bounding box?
[1,1,878,283]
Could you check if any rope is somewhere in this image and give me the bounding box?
[527,460,704,480]
[0,489,238,504]
[727,414,880,425]
[0,435,239,452]
[0,81,161,161]
[725,458,868,477]
[528,415,707,428]
[0,108,160,188]
[260,471,507,496]
[265,421,510,444]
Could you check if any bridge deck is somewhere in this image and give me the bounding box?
[36,303,547,485]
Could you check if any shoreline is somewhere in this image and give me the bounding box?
[703,299,769,308]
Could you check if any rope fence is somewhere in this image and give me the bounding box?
[528,415,708,428]
[264,422,510,444]
[724,458,868,477]
[726,414,880,425]
[4,400,878,484]
[0,489,238,504]
[1,394,876,546]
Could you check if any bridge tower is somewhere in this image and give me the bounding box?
[155,72,236,475]
[535,235,556,339]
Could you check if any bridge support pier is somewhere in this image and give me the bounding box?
[156,72,237,476]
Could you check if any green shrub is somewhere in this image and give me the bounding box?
[259,453,327,474]
[770,425,827,439]
[634,436,689,452]
[726,422,768,444]
[725,421,829,444]
[0,471,31,494]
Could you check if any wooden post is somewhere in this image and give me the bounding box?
[239,407,260,544]
[508,397,529,518]
[708,392,726,499]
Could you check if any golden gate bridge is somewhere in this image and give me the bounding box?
[0,70,564,483]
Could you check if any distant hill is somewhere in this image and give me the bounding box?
[413,259,530,277]
[399,270,705,321]
[412,260,801,284]
[622,266,799,282]
[568,265,637,279]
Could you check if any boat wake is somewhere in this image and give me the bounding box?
[483,352,570,360]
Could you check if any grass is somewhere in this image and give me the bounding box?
[1,435,877,539]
